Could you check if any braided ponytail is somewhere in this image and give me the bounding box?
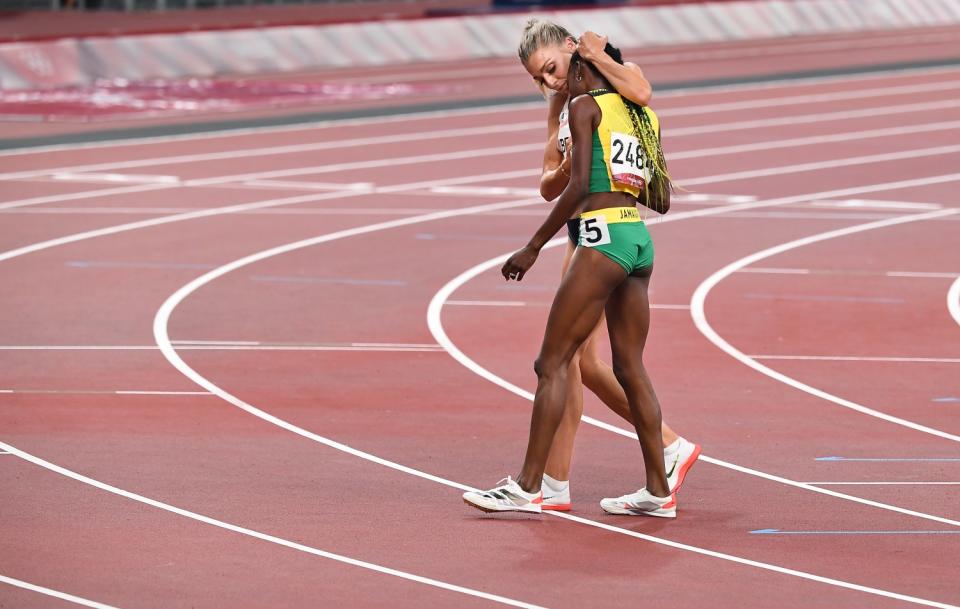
[595,42,672,211]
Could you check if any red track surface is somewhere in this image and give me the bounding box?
[1,30,959,609]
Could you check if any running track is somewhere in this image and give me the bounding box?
[1,31,959,609]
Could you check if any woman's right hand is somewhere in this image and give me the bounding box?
[501,245,539,282]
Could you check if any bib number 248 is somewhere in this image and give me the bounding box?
[580,216,611,247]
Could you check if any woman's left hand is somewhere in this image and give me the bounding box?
[577,31,608,62]
[502,245,539,281]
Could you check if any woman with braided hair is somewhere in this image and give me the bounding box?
[463,20,697,513]
[463,43,685,517]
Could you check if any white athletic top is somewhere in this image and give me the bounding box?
[557,99,571,155]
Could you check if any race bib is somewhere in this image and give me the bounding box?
[609,131,652,188]
[579,215,611,247]
[557,107,571,155]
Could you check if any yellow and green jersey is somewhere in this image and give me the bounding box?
[587,90,660,196]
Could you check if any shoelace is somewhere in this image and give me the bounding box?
[483,476,534,505]
[479,476,515,500]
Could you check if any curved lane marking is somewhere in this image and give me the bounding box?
[0,443,543,609]
[0,574,120,609]
[426,244,960,528]
[690,208,960,442]
[1,126,957,607]
[150,262,960,605]
[948,275,960,329]
[145,188,960,605]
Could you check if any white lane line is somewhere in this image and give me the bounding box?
[0,389,212,395]
[691,209,960,442]
[5,435,957,609]
[888,271,960,279]
[0,573,120,609]
[807,482,960,486]
[0,443,544,609]
[6,139,959,271]
[179,112,960,190]
[427,173,960,528]
[172,340,259,345]
[740,268,960,278]
[749,355,960,363]
[667,99,960,139]
[680,143,960,189]
[0,151,540,212]
[670,118,960,162]
[0,183,179,212]
[949,275,960,329]
[174,346,447,352]
[52,173,181,185]
[0,121,543,182]
[241,180,374,191]
[0,344,447,352]
[0,168,542,263]
[810,199,942,210]
[113,391,210,395]
[430,186,542,197]
[146,229,960,607]
[4,103,960,215]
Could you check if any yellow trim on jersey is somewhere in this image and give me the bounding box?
[579,206,643,224]
[589,92,661,197]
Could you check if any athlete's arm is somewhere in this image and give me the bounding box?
[540,91,570,201]
[641,183,670,214]
[502,94,599,281]
[578,31,651,106]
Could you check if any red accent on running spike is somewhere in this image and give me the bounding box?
[673,444,702,494]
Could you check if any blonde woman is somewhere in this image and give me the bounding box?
[473,21,698,511]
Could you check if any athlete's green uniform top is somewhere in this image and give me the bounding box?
[577,90,658,273]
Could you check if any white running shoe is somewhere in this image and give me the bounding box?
[541,482,571,512]
[463,476,543,513]
[600,488,676,518]
[665,437,702,494]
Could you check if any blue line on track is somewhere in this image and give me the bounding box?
[750,529,960,535]
[817,456,960,462]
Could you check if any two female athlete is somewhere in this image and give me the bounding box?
[463,23,697,517]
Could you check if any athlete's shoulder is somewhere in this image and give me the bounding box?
[569,93,600,113]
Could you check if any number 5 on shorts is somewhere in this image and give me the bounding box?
[580,216,611,247]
